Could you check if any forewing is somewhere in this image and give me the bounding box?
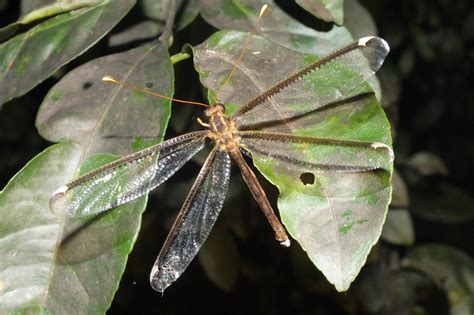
[50,131,207,216]
[150,148,231,292]
[234,36,389,129]
[239,131,393,173]
[193,31,388,132]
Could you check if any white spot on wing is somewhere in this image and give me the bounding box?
[371,142,394,161]
[358,36,375,46]
[51,185,68,197]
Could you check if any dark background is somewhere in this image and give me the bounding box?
[1,1,473,314]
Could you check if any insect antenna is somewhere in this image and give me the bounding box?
[102,76,209,107]
[214,4,268,104]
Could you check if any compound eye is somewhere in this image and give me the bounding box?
[205,103,226,116]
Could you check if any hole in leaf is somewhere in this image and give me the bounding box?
[300,172,315,185]
[145,82,153,88]
[83,81,93,90]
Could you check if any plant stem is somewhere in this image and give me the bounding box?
[170,52,191,64]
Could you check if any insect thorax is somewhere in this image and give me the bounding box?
[206,103,240,150]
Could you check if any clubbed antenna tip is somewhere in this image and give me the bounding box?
[259,4,268,18]
[102,75,118,83]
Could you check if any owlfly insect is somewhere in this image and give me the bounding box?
[50,5,392,292]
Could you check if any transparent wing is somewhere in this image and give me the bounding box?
[50,131,207,216]
[239,131,393,173]
[150,147,231,292]
[232,36,390,129]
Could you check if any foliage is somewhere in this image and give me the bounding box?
[0,0,473,314]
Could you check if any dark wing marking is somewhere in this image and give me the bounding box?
[239,131,393,173]
[150,147,231,292]
[50,131,208,216]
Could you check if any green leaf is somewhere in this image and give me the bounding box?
[343,0,377,39]
[21,1,59,16]
[177,0,200,30]
[140,0,177,20]
[198,0,353,55]
[0,143,147,313]
[410,183,474,224]
[139,0,199,30]
[0,43,173,312]
[390,169,409,208]
[108,21,162,47]
[198,0,382,98]
[0,0,103,43]
[407,151,449,176]
[36,43,172,151]
[193,30,393,291]
[110,0,199,48]
[21,0,102,24]
[296,0,344,25]
[381,208,415,245]
[198,0,386,99]
[0,24,20,44]
[402,244,474,315]
[0,0,136,107]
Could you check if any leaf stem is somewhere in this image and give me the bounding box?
[170,52,191,64]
